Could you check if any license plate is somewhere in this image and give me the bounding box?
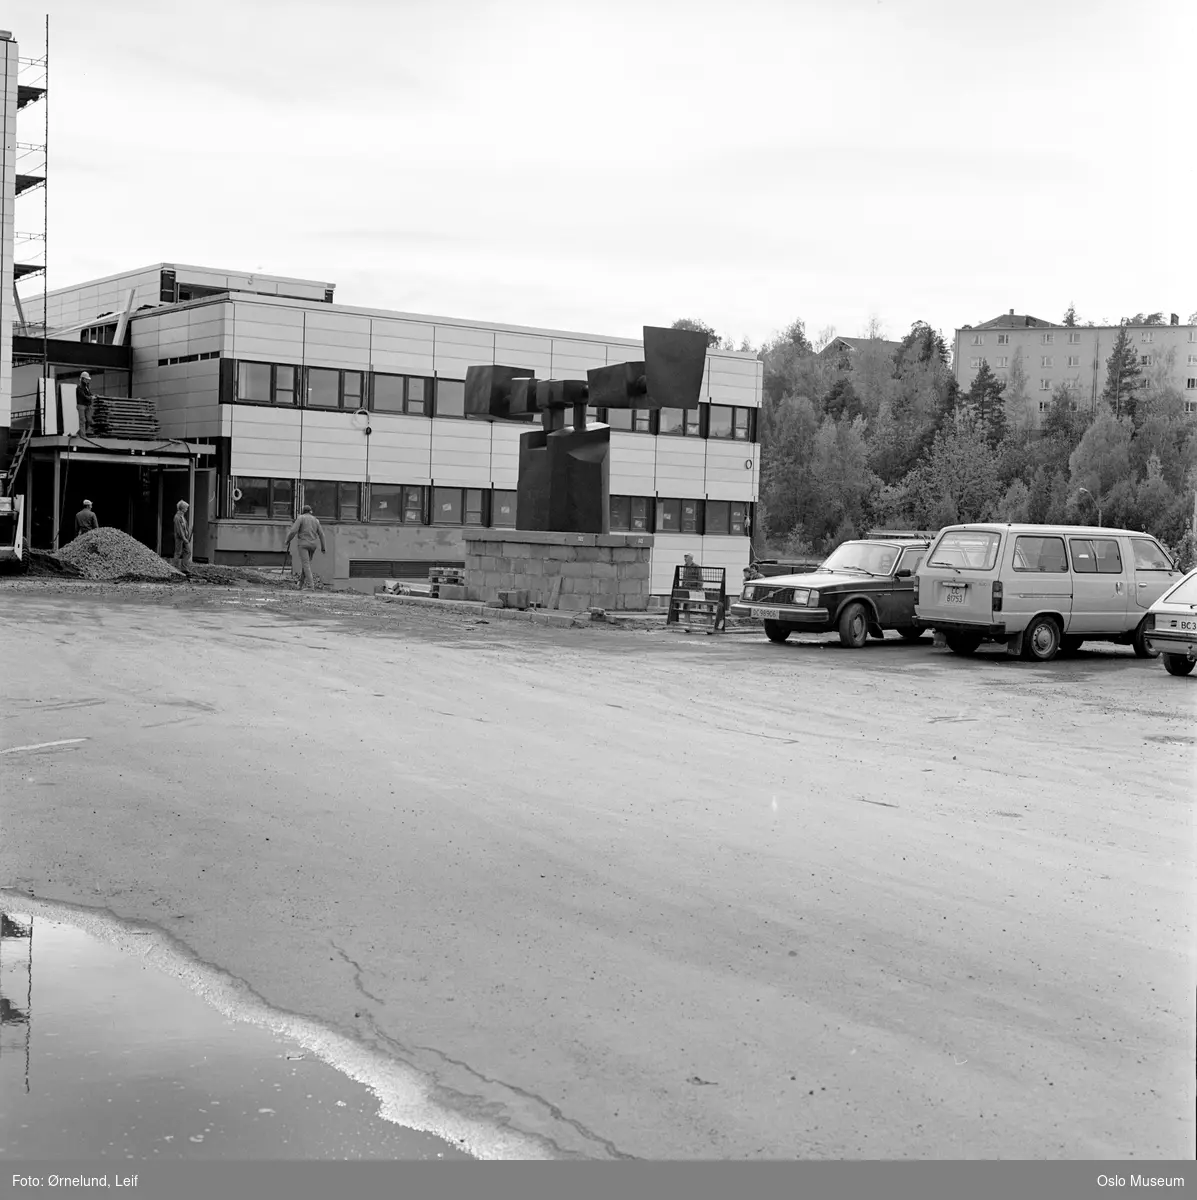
[753,607,780,620]
[1165,617,1197,632]
[945,587,965,605]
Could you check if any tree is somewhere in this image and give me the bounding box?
[670,318,721,348]
[896,320,949,369]
[759,395,821,543]
[963,360,1007,445]
[1126,312,1165,326]
[1005,348,1030,432]
[901,417,1002,526]
[1068,412,1133,504]
[1101,325,1143,420]
[822,375,863,422]
[805,416,877,548]
[1188,310,1197,325]
[862,314,886,341]
[813,325,837,353]
[1062,303,1078,327]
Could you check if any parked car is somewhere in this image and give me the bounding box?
[914,523,1183,662]
[1143,568,1197,676]
[730,537,932,647]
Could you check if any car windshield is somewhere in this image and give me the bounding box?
[1163,573,1197,605]
[819,542,898,576]
[928,530,1001,570]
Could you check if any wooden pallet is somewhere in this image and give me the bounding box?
[91,398,160,439]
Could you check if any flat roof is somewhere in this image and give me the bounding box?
[36,262,335,300]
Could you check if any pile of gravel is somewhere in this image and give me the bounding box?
[187,563,274,586]
[24,549,84,578]
[55,528,183,582]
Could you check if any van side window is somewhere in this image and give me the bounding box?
[897,550,925,575]
[1069,539,1097,573]
[1092,538,1123,574]
[1132,538,1173,571]
[1013,535,1068,572]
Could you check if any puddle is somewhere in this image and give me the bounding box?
[1144,735,1196,746]
[0,899,546,1161]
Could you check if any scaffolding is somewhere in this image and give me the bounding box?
[13,18,48,385]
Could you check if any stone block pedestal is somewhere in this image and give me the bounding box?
[463,529,654,612]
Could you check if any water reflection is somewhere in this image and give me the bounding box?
[0,910,470,1161]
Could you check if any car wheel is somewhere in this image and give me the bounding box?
[1163,653,1196,676]
[1132,617,1160,659]
[944,632,982,656]
[837,603,870,649]
[897,627,926,641]
[1060,635,1084,655]
[1022,615,1061,662]
[763,620,791,644]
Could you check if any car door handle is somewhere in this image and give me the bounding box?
[1138,582,1148,588]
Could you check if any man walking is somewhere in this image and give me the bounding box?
[76,373,96,437]
[284,504,326,590]
[172,500,193,572]
[75,499,99,538]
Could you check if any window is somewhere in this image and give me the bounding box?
[306,367,363,411]
[1140,355,1153,367]
[1039,379,1052,391]
[605,408,652,433]
[369,484,426,523]
[560,406,601,429]
[1140,331,1154,343]
[236,362,297,405]
[995,356,1009,368]
[1186,400,1197,415]
[708,406,734,438]
[492,490,517,528]
[997,334,1010,345]
[609,495,652,533]
[970,357,983,369]
[1038,400,1050,413]
[1013,535,1067,572]
[680,499,702,534]
[432,487,463,525]
[1188,355,1197,365]
[464,489,486,526]
[1068,332,1082,344]
[1067,356,1081,368]
[658,407,700,436]
[1041,333,1055,344]
[372,374,430,416]
[971,334,984,346]
[896,549,925,575]
[1070,538,1122,574]
[301,480,361,522]
[656,498,681,532]
[1041,356,1054,368]
[928,530,1001,570]
[704,501,749,537]
[1132,538,1173,571]
[1187,378,1197,390]
[231,477,293,520]
[434,378,465,418]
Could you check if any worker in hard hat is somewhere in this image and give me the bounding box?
[172,499,193,572]
[76,372,96,437]
[74,499,99,538]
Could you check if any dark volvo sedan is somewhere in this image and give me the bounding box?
[731,537,932,648]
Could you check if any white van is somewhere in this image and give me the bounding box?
[914,523,1183,662]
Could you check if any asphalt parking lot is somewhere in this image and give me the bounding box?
[1,581,1193,1160]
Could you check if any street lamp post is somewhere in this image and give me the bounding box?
[1078,487,1102,526]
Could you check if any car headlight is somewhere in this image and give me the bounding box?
[807,590,819,607]
[791,588,809,605]
[741,586,755,601]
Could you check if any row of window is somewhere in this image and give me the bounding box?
[970,355,1086,370]
[229,360,758,440]
[971,331,1197,348]
[229,478,753,536]
[934,532,1171,572]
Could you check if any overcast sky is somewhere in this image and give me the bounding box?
[8,0,1196,347]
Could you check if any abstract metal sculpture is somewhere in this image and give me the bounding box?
[464,326,708,534]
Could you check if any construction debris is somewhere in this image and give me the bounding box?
[186,563,275,586]
[55,528,183,582]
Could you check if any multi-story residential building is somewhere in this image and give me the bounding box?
[13,263,762,595]
[954,310,1197,427]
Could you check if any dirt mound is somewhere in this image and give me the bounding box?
[56,528,183,582]
[25,548,85,577]
[187,563,275,586]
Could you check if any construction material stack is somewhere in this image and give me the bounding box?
[90,396,160,439]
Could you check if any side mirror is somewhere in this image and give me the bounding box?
[896,568,913,579]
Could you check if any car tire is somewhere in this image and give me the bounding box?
[1132,617,1160,659]
[837,603,870,649]
[897,627,926,641]
[1060,635,1084,655]
[1022,615,1062,662]
[944,632,982,656]
[763,620,791,644]
[1163,653,1196,676]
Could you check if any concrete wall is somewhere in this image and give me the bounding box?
[464,530,654,612]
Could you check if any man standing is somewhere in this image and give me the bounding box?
[75,499,99,538]
[76,373,96,437]
[172,500,193,572]
[284,504,326,590]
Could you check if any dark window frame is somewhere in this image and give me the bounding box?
[655,497,705,535]
[430,486,490,527]
[367,483,428,525]
[305,366,365,412]
[231,476,295,521]
[492,489,518,528]
[1012,535,1069,573]
[609,495,653,533]
[235,360,299,407]
[301,480,363,523]
[371,373,431,416]
[432,377,467,419]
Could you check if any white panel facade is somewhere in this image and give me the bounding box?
[654,437,707,496]
[494,331,554,376]
[706,355,760,406]
[231,301,306,364]
[430,420,492,486]
[490,422,523,488]
[550,338,607,376]
[370,318,436,375]
[228,406,303,477]
[293,411,369,482]
[433,324,495,380]
[364,415,433,485]
[704,440,758,496]
[303,308,371,369]
[650,536,704,594]
[148,360,221,440]
[608,432,656,494]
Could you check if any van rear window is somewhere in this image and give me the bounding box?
[1013,536,1068,572]
[927,531,1000,570]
